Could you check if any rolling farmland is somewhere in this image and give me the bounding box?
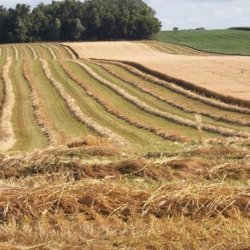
[157,29,250,56]
[67,41,250,102]
[0,42,250,153]
[0,42,249,249]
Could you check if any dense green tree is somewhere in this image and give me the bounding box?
[0,0,161,43]
[62,18,85,40]
[0,6,8,42]
[11,4,31,42]
[49,18,61,40]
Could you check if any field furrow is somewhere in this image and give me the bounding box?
[8,52,47,151]
[49,44,73,60]
[1,42,248,152]
[22,58,58,146]
[60,44,78,59]
[45,44,62,59]
[0,52,16,151]
[164,43,209,55]
[24,53,93,144]
[165,43,209,55]
[26,44,38,60]
[99,62,250,122]
[67,60,205,141]
[12,45,19,59]
[150,42,199,55]
[108,60,250,114]
[41,44,57,60]
[60,61,188,143]
[76,60,249,139]
[33,44,51,60]
[51,61,178,147]
[40,59,128,146]
[95,61,250,129]
[32,45,44,59]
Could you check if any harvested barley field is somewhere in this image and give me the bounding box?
[0,42,249,249]
[1,43,250,153]
[65,41,250,103]
[0,42,249,150]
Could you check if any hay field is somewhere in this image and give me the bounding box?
[0,42,249,248]
[65,41,250,102]
[0,43,250,153]
[0,42,250,152]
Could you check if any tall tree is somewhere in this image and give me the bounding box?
[62,18,85,41]
[0,0,161,43]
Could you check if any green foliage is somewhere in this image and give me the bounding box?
[229,27,250,31]
[157,29,250,55]
[0,0,161,43]
[62,18,85,41]
[82,0,161,39]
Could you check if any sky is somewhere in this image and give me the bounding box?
[1,0,250,30]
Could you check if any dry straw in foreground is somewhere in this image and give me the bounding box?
[0,55,16,151]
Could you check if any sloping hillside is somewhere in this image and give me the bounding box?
[157,29,250,55]
[0,43,250,153]
[0,42,249,249]
[65,41,250,103]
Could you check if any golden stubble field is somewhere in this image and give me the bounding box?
[0,42,249,249]
[66,41,250,101]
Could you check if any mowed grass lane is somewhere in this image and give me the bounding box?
[8,45,47,151]
[23,46,95,144]
[49,59,174,146]
[93,62,250,133]
[40,44,57,60]
[50,44,73,60]
[25,44,37,60]
[66,60,207,141]
[31,44,53,60]
[32,44,44,59]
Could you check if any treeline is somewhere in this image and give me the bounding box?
[228,27,250,31]
[0,0,161,43]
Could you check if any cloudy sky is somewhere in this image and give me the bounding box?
[1,0,250,30]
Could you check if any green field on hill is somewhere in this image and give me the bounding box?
[157,29,250,55]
